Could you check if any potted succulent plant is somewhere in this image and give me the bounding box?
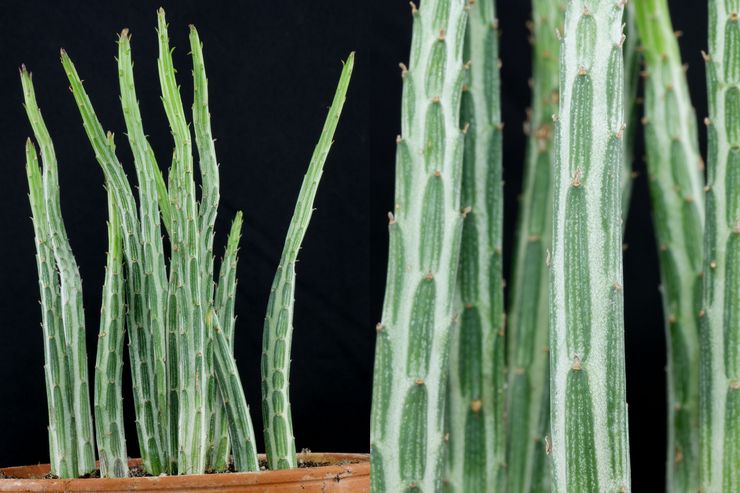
[0,8,367,492]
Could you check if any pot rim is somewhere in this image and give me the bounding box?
[0,452,369,490]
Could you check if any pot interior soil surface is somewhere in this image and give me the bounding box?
[0,452,369,492]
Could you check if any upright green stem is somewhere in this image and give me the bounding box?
[261,53,354,470]
[188,25,228,472]
[634,1,704,490]
[61,50,168,475]
[117,30,171,472]
[370,2,468,491]
[700,1,740,490]
[21,68,96,478]
[446,0,504,491]
[157,9,209,474]
[94,190,129,478]
[506,3,562,492]
[25,137,75,479]
[550,1,631,491]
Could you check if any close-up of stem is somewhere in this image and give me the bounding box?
[505,2,562,492]
[445,0,505,491]
[700,0,740,490]
[550,1,631,491]
[370,1,468,491]
[634,1,705,490]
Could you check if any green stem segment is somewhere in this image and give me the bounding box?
[634,1,704,490]
[446,0,504,491]
[550,2,631,491]
[370,2,468,491]
[157,9,209,474]
[261,52,354,470]
[94,190,129,478]
[61,49,169,475]
[117,29,171,473]
[506,2,562,492]
[209,305,259,472]
[700,1,740,490]
[22,69,96,479]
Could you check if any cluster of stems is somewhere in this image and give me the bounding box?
[23,8,353,479]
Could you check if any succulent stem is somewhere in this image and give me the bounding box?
[94,189,129,478]
[446,0,505,491]
[634,1,705,490]
[21,68,96,478]
[505,2,563,492]
[700,1,740,490]
[370,1,468,491]
[261,52,354,470]
[550,1,631,491]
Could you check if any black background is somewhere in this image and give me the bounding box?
[0,0,371,466]
[0,0,713,489]
[368,0,705,490]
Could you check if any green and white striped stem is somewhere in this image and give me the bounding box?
[506,2,563,492]
[550,1,631,491]
[22,68,97,478]
[370,1,467,491]
[117,29,171,473]
[634,1,704,490]
[261,52,354,470]
[94,190,129,478]
[446,0,505,491]
[209,306,259,472]
[25,139,78,479]
[61,49,169,475]
[157,9,209,474]
[699,1,740,490]
[188,25,230,473]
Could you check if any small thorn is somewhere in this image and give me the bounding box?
[571,169,582,188]
[470,400,482,413]
[424,272,434,281]
[415,378,425,385]
[387,212,396,225]
[571,355,582,371]
[399,63,409,77]
[375,323,384,333]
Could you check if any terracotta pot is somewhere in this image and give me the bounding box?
[0,452,369,492]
